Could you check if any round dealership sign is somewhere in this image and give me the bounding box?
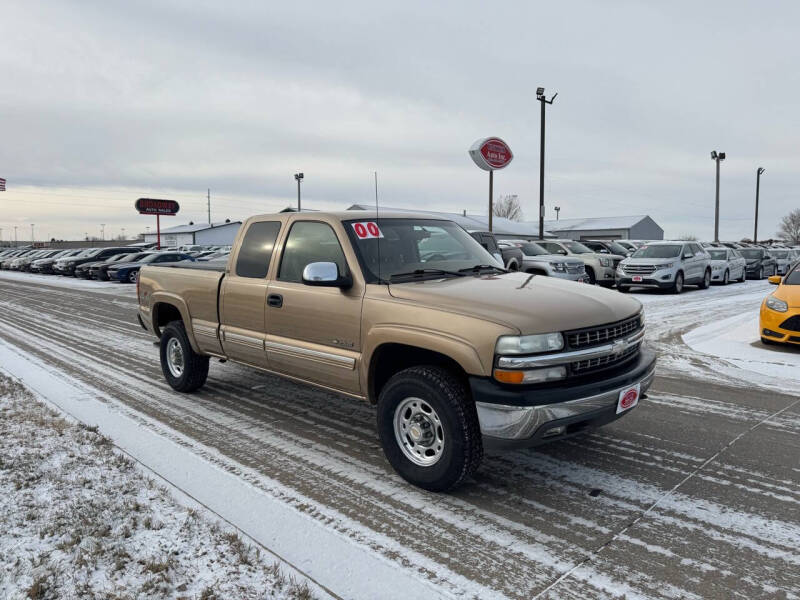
[468,137,514,171]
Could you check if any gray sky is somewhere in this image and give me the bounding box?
[2,0,799,242]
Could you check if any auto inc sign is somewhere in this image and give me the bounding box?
[135,198,180,216]
[468,137,514,171]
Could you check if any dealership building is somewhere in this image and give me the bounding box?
[141,220,242,248]
[541,215,664,241]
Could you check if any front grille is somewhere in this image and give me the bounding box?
[624,264,657,275]
[570,343,640,375]
[566,314,642,349]
[780,315,800,332]
[566,264,585,274]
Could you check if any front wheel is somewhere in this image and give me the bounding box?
[722,269,729,285]
[670,271,684,294]
[160,321,209,392]
[377,366,483,492]
[128,270,138,284]
[757,267,763,280]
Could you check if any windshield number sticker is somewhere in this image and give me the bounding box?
[352,222,383,239]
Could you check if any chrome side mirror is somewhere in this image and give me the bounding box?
[302,262,352,288]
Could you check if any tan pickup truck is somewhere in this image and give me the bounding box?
[137,211,655,491]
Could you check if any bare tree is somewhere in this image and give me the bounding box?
[493,195,523,221]
[777,209,800,244]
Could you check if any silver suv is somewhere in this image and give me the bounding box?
[536,239,622,287]
[500,240,587,281]
[616,241,712,294]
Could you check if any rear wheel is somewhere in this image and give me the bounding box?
[128,270,138,284]
[722,269,729,285]
[160,321,209,392]
[738,268,746,282]
[377,366,482,492]
[698,268,711,289]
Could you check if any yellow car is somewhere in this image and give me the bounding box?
[760,264,800,346]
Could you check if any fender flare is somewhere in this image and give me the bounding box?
[149,292,201,353]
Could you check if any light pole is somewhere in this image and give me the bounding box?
[536,87,557,240]
[554,206,561,221]
[754,167,765,243]
[294,172,304,211]
[101,223,105,240]
[710,150,726,243]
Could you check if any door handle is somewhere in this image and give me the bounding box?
[267,294,283,308]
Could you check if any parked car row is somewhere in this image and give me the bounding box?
[0,245,230,283]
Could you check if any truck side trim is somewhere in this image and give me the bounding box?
[193,323,218,339]
[223,330,264,350]
[265,340,356,369]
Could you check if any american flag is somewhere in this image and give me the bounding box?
[0,178,5,191]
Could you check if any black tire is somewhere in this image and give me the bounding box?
[671,271,684,294]
[376,366,483,492]
[698,268,711,289]
[722,270,729,285]
[127,270,138,284]
[585,267,597,285]
[159,321,209,393]
[738,268,746,282]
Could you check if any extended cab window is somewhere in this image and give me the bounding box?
[235,221,281,278]
[278,221,347,283]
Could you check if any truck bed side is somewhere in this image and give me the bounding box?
[138,264,225,356]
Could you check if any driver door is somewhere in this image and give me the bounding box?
[265,219,364,394]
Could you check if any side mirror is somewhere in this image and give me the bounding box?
[302,262,352,288]
[768,275,782,285]
[682,254,691,260]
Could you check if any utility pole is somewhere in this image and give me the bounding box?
[754,167,765,243]
[294,173,304,211]
[207,188,211,224]
[537,87,558,240]
[121,227,126,240]
[555,206,561,221]
[710,150,726,243]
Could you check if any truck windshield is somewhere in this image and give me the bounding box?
[344,218,502,283]
[518,242,548,256]
[632,245,682,258]
[564,241,594,254]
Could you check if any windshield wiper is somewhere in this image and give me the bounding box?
[458,264,508,274]
[389,268,466,281]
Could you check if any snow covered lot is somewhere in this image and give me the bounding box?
[0,271,798,599]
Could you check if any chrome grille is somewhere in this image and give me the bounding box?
[566,264,585,274]
[571,343,640,374]
[566,314,642,349]
[623,264,657,275]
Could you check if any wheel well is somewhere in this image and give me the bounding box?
[368,343,468,404]
[506,258,519,271]
[153,302,183,336]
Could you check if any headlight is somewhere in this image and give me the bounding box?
[599,257,612,267]
[549,262,566,272]
[496,333,564,354]
[656,262,674,270]
[766,295,788,312]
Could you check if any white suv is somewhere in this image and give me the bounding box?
[616,241,712,294]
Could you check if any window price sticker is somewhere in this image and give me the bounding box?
[352,222,384,239]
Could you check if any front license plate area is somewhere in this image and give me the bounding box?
[616,383,641,414]
[632,275,643,282]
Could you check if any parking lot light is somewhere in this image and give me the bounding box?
[711,150,726,243]
[754,167,765,243]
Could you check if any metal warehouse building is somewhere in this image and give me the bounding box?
[142,220,242,248]
[540,215,664,241]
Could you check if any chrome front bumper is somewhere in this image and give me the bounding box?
[475,361,656,448]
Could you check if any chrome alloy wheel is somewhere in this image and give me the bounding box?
[166,337,184,378]
[393,397,445,466]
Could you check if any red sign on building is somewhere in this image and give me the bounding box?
[468,137,513,171]
[135,198,180,216]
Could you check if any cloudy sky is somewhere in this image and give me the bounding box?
[2,0,799,242]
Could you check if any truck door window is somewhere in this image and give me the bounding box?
[235,221,281,278]
[278,221,347,283]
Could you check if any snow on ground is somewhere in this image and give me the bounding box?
[0,371,317,600]
[683,311,800,383]
[0,270,134,296]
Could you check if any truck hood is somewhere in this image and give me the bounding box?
[388,272,641,333]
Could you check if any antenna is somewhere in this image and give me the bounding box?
[374,171,382,284]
